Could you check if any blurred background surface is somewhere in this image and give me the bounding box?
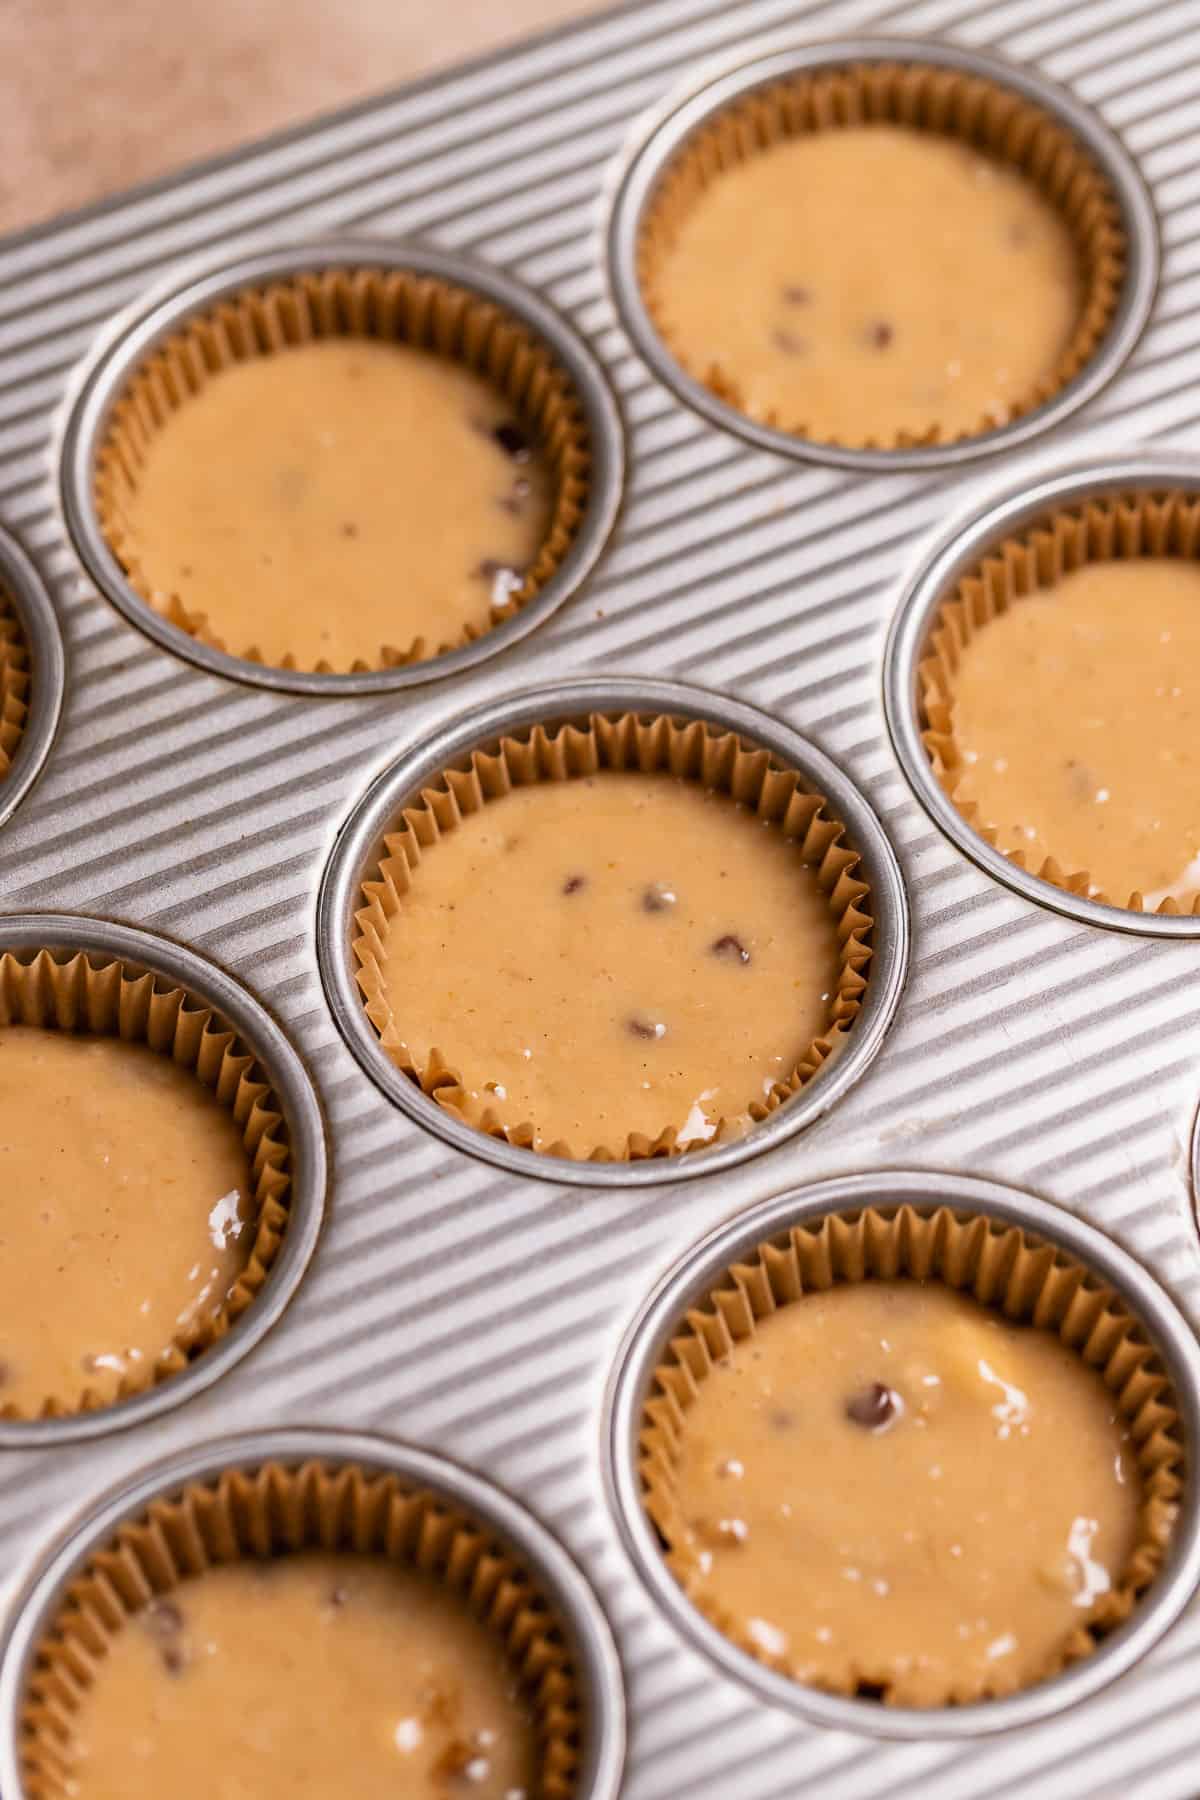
[1,0,597,235]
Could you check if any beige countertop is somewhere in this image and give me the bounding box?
[1,0,599,237]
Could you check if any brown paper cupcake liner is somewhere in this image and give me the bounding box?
[920,490,1200,916]
[639,1202,1183,1707]
[17,1458,581,1800]
[353,710,874,1161]
[94,267,591,673]
[0,948,291,1420]
[0,586,30,781]
[637,60,1125,450]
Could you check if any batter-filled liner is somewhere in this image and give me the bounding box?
[639,1202,1182,1705]
[0,588,29,781]
[93,267,591,673]
[17,1459,582,1800]
[0,949,290,1420]
[352,712,874,1162]
[920,491,1200,915]
[636,60,1124,450]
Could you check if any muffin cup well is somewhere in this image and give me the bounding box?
[354,709,872,1163]
[0,917,325,1445]
[0,589,28,782]
[920,489,1200,917]
[0,530,65,834]
[2,1432,625,1800]
[63,241,623,696]
[886,456,1200,938]
[607,1173,1200,1738]
[608,36,1156,470]
[320,679,908,1186]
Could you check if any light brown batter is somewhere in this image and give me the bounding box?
[120,338,554,668]
[0,1029,253,1411]
[377,772,841,1152]
[668,1279,1139,1704]
[948,560,1200,905]
[66,1552,537,1799]
[655,126,1080,443]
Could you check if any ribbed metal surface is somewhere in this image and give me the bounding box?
[0,1,1197,1795]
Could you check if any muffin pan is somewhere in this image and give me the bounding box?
[1,3,1199,1798]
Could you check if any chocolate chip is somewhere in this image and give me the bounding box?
[845,1382,901,1430]
[868,321,894,349]
[782,284,811,304]
[769,1407,796,1431]
[161,1641,185,1676]
[562,874,587,895]
[492,421,531,461]
[627,1015,665,1041]
[711,934,750,964]
[772,328,806,355]
[642,882,676,913]
[329,1584,348,1609]
[146,1598,183,1638]
[857,1680,888,1702]
[340,521,359,539]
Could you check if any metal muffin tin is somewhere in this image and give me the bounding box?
[318,675,909,1187]
[60,238,625,696]
[0,915,327,1449]
[886,452,1200,938]
[606,1170,1200,1740]
[0,530,64,833]
[1,2,1200,1796]
[606,34,1159,472]
[0,1429,626,1800]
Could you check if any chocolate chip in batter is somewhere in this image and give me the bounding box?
[772,327,807,355]
[497,476,532,517]
[782,284,811,305]
[492,420,532,462]
[328,1583,348,1609]
[867,321,894,350]
[711,933,751,964]
[145,1598,187,1676]
[340,521,359,539]
[845,1382,901,1431]
[769,1407,796,1432]
[627,1014,666,1040]
[642,882,677,913]
[432,1737,494,1785]
[562,874,587,895]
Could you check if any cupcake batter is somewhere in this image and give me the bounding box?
[0,1029,253,1411]
[375,771,842,1153]
[66,1552,537,1800]
[654,125,1080,443]
[947,559,1200,905]
[118,338,554,669]
[666,1280,1139,1704]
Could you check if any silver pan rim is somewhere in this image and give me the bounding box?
[604,1168,1200,1739]
[0,914,327,1448]
[606,32,1158,472]
[59,236,625,697]
[885,453,1200,938]
[316,674,910,1188]
[0,1426,626,1800]
[0,531,65,833]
